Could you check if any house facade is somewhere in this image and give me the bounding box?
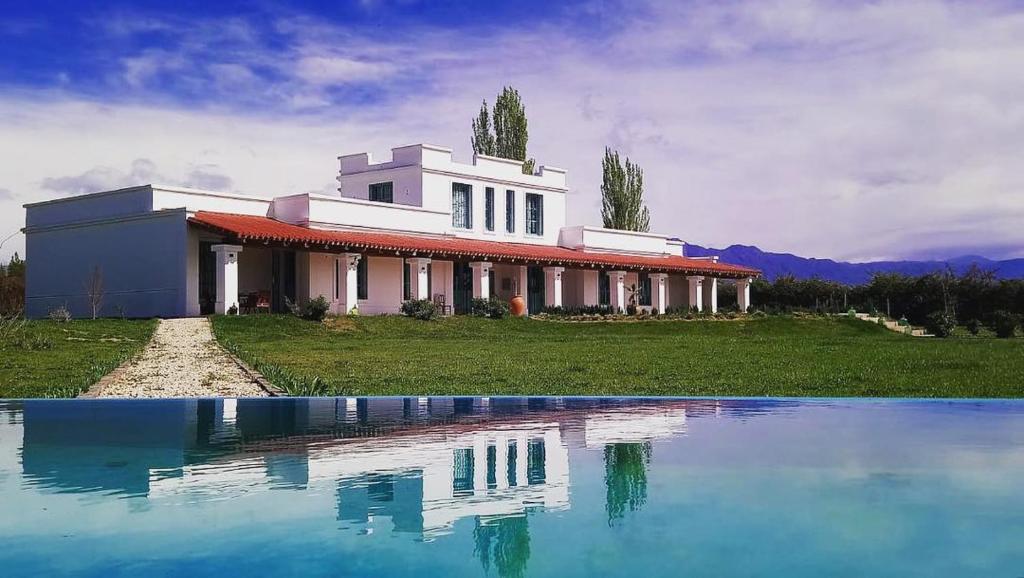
[22,144,757,319]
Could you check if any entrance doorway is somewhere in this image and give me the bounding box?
[198,241,216,315]
[452,262,473,314]
[271,250,296,313]
[527,266,545,314]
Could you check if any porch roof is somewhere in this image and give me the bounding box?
[188,211,759,278]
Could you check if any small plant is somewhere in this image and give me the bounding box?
[401,299,438,321]
[48,303,72,322]
[227,304,239,316]
[989,310,1019,339]
[751,310,768,318]
[847,308,857,318]
[924,311,956,338]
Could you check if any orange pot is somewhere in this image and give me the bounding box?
[510,295,527,317]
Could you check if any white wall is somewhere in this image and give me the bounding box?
[559,225,674,256]
[25,210,189,318]
[361,256,403,315]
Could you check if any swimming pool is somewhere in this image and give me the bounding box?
[1,397,1022,577]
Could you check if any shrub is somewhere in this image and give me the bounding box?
[924,311,956,338]
[751,310,767,318]
[227,304,238,316]
[305,295,331,322]
[401,299,438,320]
[48,304,72,323]
[965,318,981,336]
[471,298,509,319]
[989,310,1019,339]
[542,305,616,316]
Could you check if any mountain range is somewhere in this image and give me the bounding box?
[684,244,1024,284]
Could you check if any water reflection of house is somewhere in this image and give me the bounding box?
[16,397,720,538]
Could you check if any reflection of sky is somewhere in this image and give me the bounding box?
[1,398,1023,577]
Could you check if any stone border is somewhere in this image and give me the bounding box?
[218,344,287,397]
[79,356,135,398]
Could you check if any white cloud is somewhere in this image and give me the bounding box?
[2,0,1023,263]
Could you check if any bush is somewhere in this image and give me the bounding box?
[48,304,72,322]
[471,298,509,319]
[989,310,1019,339]
[284,295,330,321]
[305,295,331,322]
[401,299,438,320]
[227,304,238,316]
[541,305,616,316]
[965,318,981,335]
[924,311,956,338]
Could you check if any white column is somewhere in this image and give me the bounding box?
[650,273,669,314]
[405,257,431,300]
[342,253,361,314]
[737,277,752,312]
[582,269,599,306]
[543,266,564,308]
[470,261,492,299]
[687,275,703,312]
[608,271,627,312]
[516,265,529,316]
[211,244,242,314]
[702,276,718,313]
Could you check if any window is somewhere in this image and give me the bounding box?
[599,272,610,306]
[368,181,393,203]
[357,256,368,300]
[505,190,515,233]
[453,448,474,496]
[639,273,652,306]
[334,260,341,300]
[484,187,495,231]
[452,182,472,229]
[525,193,544,236]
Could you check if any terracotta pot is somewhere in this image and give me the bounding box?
[509,295,527,317]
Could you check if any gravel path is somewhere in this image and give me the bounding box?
[95,318,268,398]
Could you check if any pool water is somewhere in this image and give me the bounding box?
[1,398,1023,577]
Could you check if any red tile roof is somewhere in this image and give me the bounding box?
[189,211,759,278]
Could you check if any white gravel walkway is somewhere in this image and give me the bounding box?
[93,317,268,398]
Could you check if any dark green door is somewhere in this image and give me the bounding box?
[453,262,473,314]
[527,266,545,314]
[198,241,216,315]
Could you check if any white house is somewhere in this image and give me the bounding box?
[22,144,757,318]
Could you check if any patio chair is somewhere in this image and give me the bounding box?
[255,291,272,313]
[433,293,452,316]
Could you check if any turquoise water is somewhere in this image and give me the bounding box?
[1,398,1023,577]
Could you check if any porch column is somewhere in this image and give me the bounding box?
[211,244,242,314]
[702,276,718,313]
[543,267,564,308]
[342,253,361,313]
[405,257,431,300]
[470,261,492,299]
[737,277,752,312]
[687,275,703,312]
[650,273,669,314]
[582,269,600,306]
[608,271,627,312]
[515,265,529,316]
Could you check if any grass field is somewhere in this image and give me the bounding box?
[212,314,1024,398]
[0,319,158,398]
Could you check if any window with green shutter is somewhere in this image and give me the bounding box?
[452,183,472,229]
[369,181,393,203]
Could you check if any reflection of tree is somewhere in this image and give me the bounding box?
[473,515,531,578]
[604,442,652,524]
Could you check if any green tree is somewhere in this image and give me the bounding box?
[604,442,652,525]
[600,148,650,232]
[473,515,531,578]
[470,86,535,174]
[471,101,495,157]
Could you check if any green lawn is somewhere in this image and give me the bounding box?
[211,314,1024,398]
[0,319,158,398]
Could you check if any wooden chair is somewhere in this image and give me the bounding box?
[433,293,452,316]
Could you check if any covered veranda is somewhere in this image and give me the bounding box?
[188,211,759,317]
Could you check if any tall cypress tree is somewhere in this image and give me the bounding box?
[601,147,650,232]
[470,86,535,174]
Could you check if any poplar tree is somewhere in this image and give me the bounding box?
[470,86,535,174]
[601,148,650,232]
[471,101,495,157]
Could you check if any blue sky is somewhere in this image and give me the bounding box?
[2,0,1023,263]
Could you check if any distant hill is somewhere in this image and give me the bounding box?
[684,244,1024,284]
